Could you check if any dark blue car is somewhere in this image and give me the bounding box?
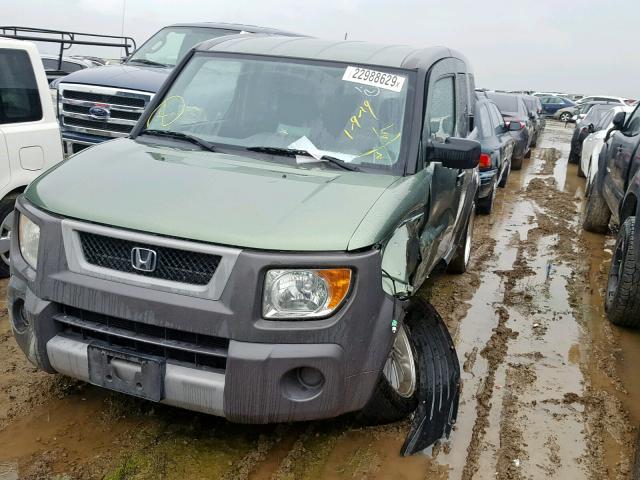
[539,95,576,116]
[474,94,516,214]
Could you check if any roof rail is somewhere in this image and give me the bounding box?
[0,26,136,70]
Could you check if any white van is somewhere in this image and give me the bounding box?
[0,38,64,276]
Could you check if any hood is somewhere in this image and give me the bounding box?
[56,64,171,93]
[26,139,399,251]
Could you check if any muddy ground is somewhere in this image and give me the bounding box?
[1,121,639,479]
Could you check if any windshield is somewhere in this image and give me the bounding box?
[128,27,236,67]
[487,94,517,114]
[142,54,412,173]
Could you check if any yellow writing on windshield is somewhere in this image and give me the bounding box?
[343,100,378,140]
[146,95,187,128]
[356,125,401,162]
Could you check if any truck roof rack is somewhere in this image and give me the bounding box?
[0,26,136,71]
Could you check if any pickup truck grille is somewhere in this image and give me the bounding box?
[59,83,152,139]
[56,306,228,371]
[79,231,221,286]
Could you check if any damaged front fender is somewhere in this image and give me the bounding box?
[401,298,460,456]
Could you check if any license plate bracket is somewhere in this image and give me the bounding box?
[88,344,165,402]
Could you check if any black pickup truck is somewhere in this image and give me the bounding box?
[583,105,640,328]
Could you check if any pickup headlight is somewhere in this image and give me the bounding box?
[19,214,40,270]
[49,88,58,111]
[263,269,352,319]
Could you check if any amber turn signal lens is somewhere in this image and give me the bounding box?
[318,269,352,310]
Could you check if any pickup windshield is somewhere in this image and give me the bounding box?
[142,53,411,173]
[127,27,235,67]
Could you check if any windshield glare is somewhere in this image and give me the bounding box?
[143,54,411,172]
[128,27,234,67]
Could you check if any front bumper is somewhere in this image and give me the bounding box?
[61,130,109,156]
[9,197,397,423]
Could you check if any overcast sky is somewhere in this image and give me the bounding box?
[4,0,637,98]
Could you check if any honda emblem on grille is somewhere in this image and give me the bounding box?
[131,247,157,272]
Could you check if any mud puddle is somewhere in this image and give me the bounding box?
[0,121,638,479]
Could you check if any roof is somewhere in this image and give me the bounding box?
[167,22,302,37]
[197,35,469,70]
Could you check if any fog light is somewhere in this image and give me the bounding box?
[281,367,325,401]
[11,298,30,333]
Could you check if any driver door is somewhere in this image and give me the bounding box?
[419,59,463,273]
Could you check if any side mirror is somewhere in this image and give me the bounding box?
[612,111,626,130]
[588,123,595,133]
[508,121,522,131]
[429,137,480,169]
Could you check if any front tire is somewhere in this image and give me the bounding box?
[605,217,640,328]
[359,321,418,424]
[559,112,571,122]
[0,194,18,278]
[359,299,457,425]
[582,179,610,233]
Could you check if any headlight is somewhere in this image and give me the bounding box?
[263,269,352,319]
[19,214,40,270]
[49,88,58,110]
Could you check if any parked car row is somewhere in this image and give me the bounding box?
[582,102,640,329]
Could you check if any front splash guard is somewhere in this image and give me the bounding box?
[401,298,460,456]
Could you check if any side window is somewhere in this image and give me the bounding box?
[62,61,84,73]
[456,73,469,136]
[489,104,504,131]
[0,49,42,125]
[478,104,492,138]
[42,58,58,70]
[427,76,456,143]
[624,107,640,136]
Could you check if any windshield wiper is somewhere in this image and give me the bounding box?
[128,58,169,68]
[141,129,217,153]
[246,146,360,172]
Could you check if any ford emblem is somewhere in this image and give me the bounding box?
[89,105,110,120]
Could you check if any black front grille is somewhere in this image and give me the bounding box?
[57,306,228,371]
[63,116,133,134]
[79,231,221,286]
[63,103,141,121]
[63,89,148,108]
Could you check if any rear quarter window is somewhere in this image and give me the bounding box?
[0,49,42,125]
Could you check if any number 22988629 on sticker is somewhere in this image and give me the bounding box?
[342,66,406,93]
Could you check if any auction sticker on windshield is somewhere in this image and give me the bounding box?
[342,66,406,93]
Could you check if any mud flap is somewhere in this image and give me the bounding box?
[401,299,460,456]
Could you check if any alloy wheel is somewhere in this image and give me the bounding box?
[383,324,416,398]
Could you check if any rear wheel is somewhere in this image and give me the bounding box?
[582,178,611,233]
[498,161,510,188]
[447,210,474,274]
[476,186,495,215]
[605,217,640,328]
[0,194,18,278]
[578,160,586,178]
[559,112,571,122]
[511,155,523,171]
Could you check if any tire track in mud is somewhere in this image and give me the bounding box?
[522,159,637,479]
[459,304,518,480]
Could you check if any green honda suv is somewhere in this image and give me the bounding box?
[9,35,479,455]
